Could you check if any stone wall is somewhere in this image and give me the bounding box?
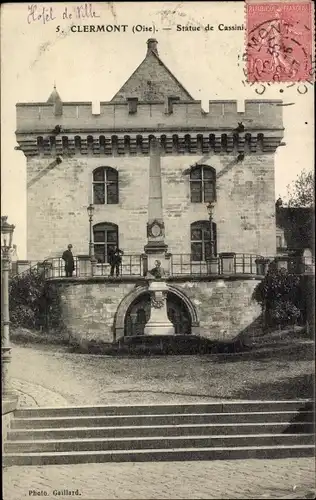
[16,100,283,132]
[56,280,136,345]
[52,277,261,345]
[26,153,276,261]
[2,412,12,453]
[2,396,18,452]
[176,279,261,341]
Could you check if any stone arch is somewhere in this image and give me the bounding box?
[167,284,199,331]
[113,283,200,340]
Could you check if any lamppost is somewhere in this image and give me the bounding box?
[87,203,95,259]
[206,201,215,257]
[1,215,15,397]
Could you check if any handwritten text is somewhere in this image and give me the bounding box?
[27,3,100,24]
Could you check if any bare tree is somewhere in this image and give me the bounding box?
[287,169,314,208]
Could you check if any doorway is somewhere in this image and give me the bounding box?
[124,292,192,336]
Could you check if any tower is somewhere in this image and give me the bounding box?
[15,39,285,344]
[16,39,283,264]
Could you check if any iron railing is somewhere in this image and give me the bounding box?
[92,254,143,277]
[170,253,261,276]
[10,253,314,280]
[49,257,79,278]
[170,253,315,277]
[10,259,70,279]
[12,255,143,279]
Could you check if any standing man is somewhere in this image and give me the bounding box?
[62,244,75,277]
[108,246,124,277]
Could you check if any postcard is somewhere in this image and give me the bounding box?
[1,2,315,499]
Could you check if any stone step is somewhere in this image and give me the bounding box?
[5,433,314,454]
[8,421,313,441]
[118,334,210,345]
[114,335,214,354]
[4,444,314,466]
[14,400,312,418]
[11,411,315,430]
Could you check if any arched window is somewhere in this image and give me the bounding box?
[190,165,216,203]
[93,222,118,264]
[191,221,217,261]
[92,167,118,205]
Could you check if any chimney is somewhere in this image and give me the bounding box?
[146,38,159,56]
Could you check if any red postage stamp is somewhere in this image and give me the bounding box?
[246,1,314,82]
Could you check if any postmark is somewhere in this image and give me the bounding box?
[246,1,314,82]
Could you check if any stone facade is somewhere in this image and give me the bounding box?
[25,154,276,261]
[16,40,283,262]
[53,277,261,344]
[15,39,283,343]
[57,280,136,345]
[178,279,261,341]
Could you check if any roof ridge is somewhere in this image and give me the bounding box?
[110,39,194,103]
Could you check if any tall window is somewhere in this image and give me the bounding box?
[191,221,217,261]
[190,166,216,203]
[93,222,118,264]
[93,167,118,205]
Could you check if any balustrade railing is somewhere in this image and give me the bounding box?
[170,253,315,277]
[11,258,79,279]
[170,253,261,276]
[11,255,143,279]
[93,254,143,277]
[10,253,314,280]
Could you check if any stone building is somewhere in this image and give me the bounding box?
[275,202,313,254]
[15,39,285,346]
[275,201,314,273]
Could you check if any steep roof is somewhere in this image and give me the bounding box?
[111,39,194,102]
[47,84,62,104]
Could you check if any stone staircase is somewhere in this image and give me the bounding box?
[3,400,315,466]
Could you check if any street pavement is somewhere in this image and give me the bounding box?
[3,459,315,499]
[7,343,314,405]
[2,344,315,499]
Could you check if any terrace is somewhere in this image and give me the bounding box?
[12,252,315,281]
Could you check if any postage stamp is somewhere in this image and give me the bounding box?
[246,1,314,82]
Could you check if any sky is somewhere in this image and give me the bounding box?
[1,1,314,259]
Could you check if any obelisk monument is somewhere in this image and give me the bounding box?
[144,137,174,336]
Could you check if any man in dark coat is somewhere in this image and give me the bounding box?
[62,244,75,277]
[108,246,124,277]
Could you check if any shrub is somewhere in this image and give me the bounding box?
[9,269,62,331]
[253,265,301,328]
[10,305,36,329]
[269,300,301,328]
[253,266,300,307]
[9,270,45,329]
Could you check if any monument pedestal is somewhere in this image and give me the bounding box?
[143,139,174,335]
[144,280,174,336]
